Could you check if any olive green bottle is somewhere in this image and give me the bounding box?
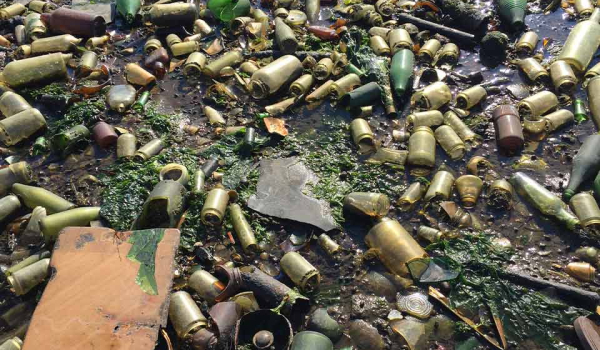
[511,172,579,230]
[564,134,600,201]
[117,0,141,24]
[390,49,414,97]
[559,8,600,73]
[1,53,71,88]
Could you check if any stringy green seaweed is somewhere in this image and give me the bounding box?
[430,233,590,350]
[126,228,165,295]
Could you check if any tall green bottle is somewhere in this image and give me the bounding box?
[390,49,414,97]
[511,172,579,230]
[117,0,141,24]
[564,134,600,201]
[497,0,526,29]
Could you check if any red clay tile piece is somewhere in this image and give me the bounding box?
[22,227,180,350]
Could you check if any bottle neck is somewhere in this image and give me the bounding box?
[590,8,600,23]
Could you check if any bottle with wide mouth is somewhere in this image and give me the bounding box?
[559,7,600,73]
[249,55,303,99]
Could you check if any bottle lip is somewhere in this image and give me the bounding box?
[492,105,519,120]
[249,80,269,99]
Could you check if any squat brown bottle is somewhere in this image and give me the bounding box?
[492,105,524,152]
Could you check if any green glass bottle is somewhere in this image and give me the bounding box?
[208,0,250,22]
[511,172,579,230]
[564,134,600,200]
[117,0,141,24]
[497,0,526,29]
[390,49,414,97]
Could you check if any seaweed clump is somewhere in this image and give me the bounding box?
[431,232,590,350]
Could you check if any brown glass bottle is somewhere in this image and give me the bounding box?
[41,7,106,37]
[492,105,524,152]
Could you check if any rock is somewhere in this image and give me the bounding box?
[363,271,397,299]
[307,308,343,342]
[351,294,390,319]
[248,157,338,231]
[348,319,385,350]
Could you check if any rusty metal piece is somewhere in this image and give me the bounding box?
[190,329,217,350]
[215,265,310,316]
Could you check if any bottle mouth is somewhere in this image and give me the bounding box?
[249,80,268,99]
